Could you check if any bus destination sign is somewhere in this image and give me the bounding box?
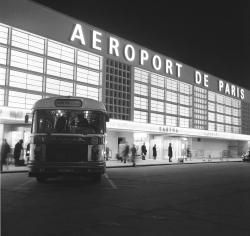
[55,99,82,107]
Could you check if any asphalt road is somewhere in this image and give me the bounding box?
[2,162,250,236]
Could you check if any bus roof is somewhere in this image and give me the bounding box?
[32,96,107,112]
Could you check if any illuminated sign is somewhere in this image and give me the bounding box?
[70,24,245,100]
[55,99,82,107]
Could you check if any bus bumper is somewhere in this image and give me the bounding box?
[28,161,106,177]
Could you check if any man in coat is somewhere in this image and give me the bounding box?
[14,139,23,166]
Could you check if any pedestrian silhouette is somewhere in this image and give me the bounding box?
[1,139,11,171]
[168,143,173,162]
[153,144,157,160]
[141,143,147,160]
[14,139,23,166]
[131,144,137,167]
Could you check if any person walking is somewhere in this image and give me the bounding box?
[168,143,173,162]
[153,144,157,160]
[14,139,23,166]
[131,144,137,167]
[141,143,147,160]
[122,143,130,163]
[1,139,11,171]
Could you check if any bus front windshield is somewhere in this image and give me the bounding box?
[33,110,106,135]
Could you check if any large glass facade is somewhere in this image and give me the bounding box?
[133,67,242,134]
[0,23,103,110]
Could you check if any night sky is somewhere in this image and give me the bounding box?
[32,0,250,90]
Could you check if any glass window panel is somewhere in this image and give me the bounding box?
[208,122,215,131]
[134,68,149,83]
[208,102,215,111]
[77,67,100,85]
[216,94,224,104]
[48,40,74,63]
[151,113,164,125]
[179,94,190,105]
[179,118,190,128]
[179,106,190,117]
[134,96,148,110]
[0,67,6,85]
[75,84,99,101]
[8,90,41,109]
[11,50,43,73]
[151,100,164,112]
[47,60,73,80]
[12,29,44,54]
[217,123,224,132]
[0,25,8,44]
[134,110,148,123]
[216,114,224,123]
[166,77,178,91]
[151,87,164,100]
[208,112,215,121]
[208,91,216,101]
[134,82,148,96]
[166,115,177,126]
[151,73,165,87]
[0,46,7,65]
[179,82,192,95]
[77,50,101,70]
[166,91,177,103]
[0,88,4,106]
[216,104,224,113]
[166,103,177,115]
[46,77,73,96]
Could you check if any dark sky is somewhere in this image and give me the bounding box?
[33,0,250,90]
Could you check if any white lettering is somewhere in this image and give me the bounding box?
[70,24,86,45]
[236,87,240,98]
[109,37,119,56]
[165,59,173,75]
[219,80,224,92]
[225,83,230,95]
[176,63,182,78]
[124,44,135,62]
[152,55,162,71]
[195,71,202,84]
[231,85,236,96]
[204,74,209,87]
[92,30,102,51]
[140,49,149,65]
[240,89,245,99]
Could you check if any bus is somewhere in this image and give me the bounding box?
[28,96,109,182]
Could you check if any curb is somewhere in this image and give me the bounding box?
[0,160,243,173]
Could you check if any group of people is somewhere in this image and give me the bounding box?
[1,139,30,171]
[118,142,174,166]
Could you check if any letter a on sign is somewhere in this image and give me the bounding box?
[70,24,86,45]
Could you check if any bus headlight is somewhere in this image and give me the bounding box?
[91,145,104,161]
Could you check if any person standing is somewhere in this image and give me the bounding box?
[168,143,173,162]
[141,143,147,160]
[131,144,137,167]
[122,143,130,163]
[14,139,23,166]
[153,144,157,160]
[1,139,11,171]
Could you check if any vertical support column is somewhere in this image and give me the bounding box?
[42,38,48,98]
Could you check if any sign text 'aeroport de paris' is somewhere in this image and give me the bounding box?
[70,24,245,100]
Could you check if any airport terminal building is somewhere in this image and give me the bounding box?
[0,0,250,161]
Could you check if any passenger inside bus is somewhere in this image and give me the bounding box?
[55,115,66,133]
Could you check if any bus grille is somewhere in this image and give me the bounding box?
[46,143,88,162]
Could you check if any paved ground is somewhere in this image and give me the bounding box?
[2,162,250,236]
[0,157,242,173]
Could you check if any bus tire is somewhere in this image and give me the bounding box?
[36,176,47,183]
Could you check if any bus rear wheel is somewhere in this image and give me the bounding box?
[36,176,47,183]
